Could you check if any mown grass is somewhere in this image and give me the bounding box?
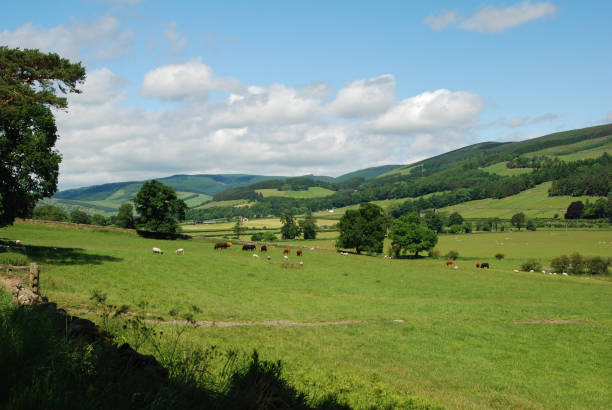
[1,222,611,408]
[257,187,336,199]
[438,182,605,218]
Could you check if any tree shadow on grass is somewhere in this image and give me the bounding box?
[21,245,122,265]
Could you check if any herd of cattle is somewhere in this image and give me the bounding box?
[152,243,305,258]
[444,260,490,269]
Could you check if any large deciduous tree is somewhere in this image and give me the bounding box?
[0,47,86,227]
[133,180,187,233]
[299,210,318,240]
[389,214,438,257]
[280,210,301,239]
[336,202,388,254]
[510,212,526,230]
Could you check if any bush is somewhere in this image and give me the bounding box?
[551,255,570,272]
[526,219,536,231]
[445,250,459,260]
[250,232,277,242]
[569,252,585,274]
[462,221,472,233]
[494,253,504,260]
[521,259,542,272]
[585,256,611,274]
[448,224,462,234]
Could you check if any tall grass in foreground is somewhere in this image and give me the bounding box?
[0,288,356,410]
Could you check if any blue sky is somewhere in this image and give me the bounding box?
[2,0,611,189]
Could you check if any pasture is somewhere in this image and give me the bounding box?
[256,187,336,199]
[438,182,604,219]
[1,222,611,408]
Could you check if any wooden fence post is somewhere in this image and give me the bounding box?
[29,263,39,294]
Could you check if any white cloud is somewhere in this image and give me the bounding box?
[531,113,558,123]
[141,58,243,100]
[369,89,484,133]
[326,74,396,118]
[423,11,457,31]
[0,16,133,61]
[507,116,527,127]
[424,1,557,33]
[460,1,557,33]
[207,83,326,128]
[53,65,489,189]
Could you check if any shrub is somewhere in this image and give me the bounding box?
[569,252,585,274]
[445,250,459,260]
[585,256,611,274]
[448,224,462,234]
[250,232,277,242]
[494,253,504,260]
[521,259,542,272]
[526,219,536,231]
[462,221,472,233]
[551,255,570,272]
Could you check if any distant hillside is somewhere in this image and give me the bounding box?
[44,124,612,218]
[336,165,403,181]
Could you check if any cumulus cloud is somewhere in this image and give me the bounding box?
[369,89,484,133]
[0,16,133,61]
[507,116,527,127]
[207,83,326,128]
[531,113,558,123]
[424,1,557,33]
[53,64,488,189]
[423,11,457,31]
[141,58,243,100]
[326,74,396,118]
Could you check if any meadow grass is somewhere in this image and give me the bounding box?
[438,182,605,218]
[525,134,612,161]
[256,187,336,199]
[480,162,533,176]
[1,222,610,408]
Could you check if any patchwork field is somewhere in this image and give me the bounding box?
[1,222,610,408]
[256,187,336,198]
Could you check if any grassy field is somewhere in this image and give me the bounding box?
[256,187,336,199]
[525,134,612,161]
[1,222,610,408]
[192,199,249,210]
[438,182,605,218]
[481,162,533,176]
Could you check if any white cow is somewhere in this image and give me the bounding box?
[152,247,163,254]
[176,248,184,254]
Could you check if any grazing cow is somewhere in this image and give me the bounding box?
[296,249,303,257]
[283,248,290,255]
[453,265,459,270]
[214,242,228,250]
[226,242,233,248]
[445,260,454,267]
[176,248,184,254]
[260,245,267,252]
[242,244,256,251]
[152,247,163,254]
[252,254,259,258]
[476,262,481,268]
[480,263,490,269]
[283,255,288,260]
[299,261,304,267]
[267,255,271,261]
[513,269,519,272]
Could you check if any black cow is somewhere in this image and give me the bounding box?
[260,245,268,252]
[242,244,256,251]
[480,262,490,269]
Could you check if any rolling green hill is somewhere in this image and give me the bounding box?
[44,124,612,219]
